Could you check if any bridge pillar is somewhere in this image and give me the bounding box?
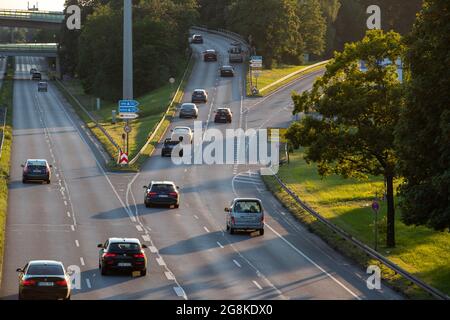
[56,54,61,80]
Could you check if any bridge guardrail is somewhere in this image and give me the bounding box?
[268,171,450,300]
[0,9,64,22]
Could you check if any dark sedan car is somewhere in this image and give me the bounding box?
[98,238,148,276]
[203,49,217,62]
[22,159,52,184]
[214,108,233,123]
[17,260,71,300]
[191,34,203,44]
[161,138,182,157]
[191,89,208,103]
[220,65,235,77]
[144,181,180,208]
[31,72,42,80]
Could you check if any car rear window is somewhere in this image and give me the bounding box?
[182,104,195,109]
[27,161,46,167]
[234,201,262,213]
[174,128,190,133]
[27,264,64,275]
[218,109,229,114]
[108,243,141,252]
[151,184,176,192]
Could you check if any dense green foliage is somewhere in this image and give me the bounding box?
[396,0,450,231]
[60,0,198,100]
[287,30,406,247]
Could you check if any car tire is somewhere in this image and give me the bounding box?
[140,269,147,276]
[65,295,71,300]
[174,204,179,209]
[18,293,24,300]
[229,227,235,235]
[101,265,108,276]
[46,179,51,184]
[22,179,26,184]
[259,229,265,236]
[226,224,230,231]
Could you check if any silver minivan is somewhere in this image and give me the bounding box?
[225,198,264,236]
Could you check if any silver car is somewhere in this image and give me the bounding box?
[179,103,198,119]
[225,198,264,236]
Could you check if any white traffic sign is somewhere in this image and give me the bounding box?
[250,63,262,68]
[119,113,139,119]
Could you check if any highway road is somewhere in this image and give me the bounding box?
[0,32,401,300]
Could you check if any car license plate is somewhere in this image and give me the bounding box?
[159,195,168,198]
[118,263,132,267]
[38,282,54,287]
[33,170,41,173]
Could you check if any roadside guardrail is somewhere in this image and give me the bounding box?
[269,172,450,300]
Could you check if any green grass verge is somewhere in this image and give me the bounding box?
[0,58,14,283]
[262,150,450,299]
[246,63,324,97]
[56,55,194,171]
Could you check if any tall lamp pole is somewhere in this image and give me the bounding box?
[123,0,133,156]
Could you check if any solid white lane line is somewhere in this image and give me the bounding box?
[142,234,151,242]
[233,259,241,268]
[85,279,92,289]
[75,240,79,247]
[253,280,263,290]
[80,257,85,266]
[156,257,166,266]
[217,241,224,249]
[203,226,210,233]
[136,225,143,232]
[165,271,175,280]
[265,223,362,300]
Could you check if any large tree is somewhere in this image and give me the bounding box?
[297,0,327,57]
[287,30,405,247]
[395,0,450,231]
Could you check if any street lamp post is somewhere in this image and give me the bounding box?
[123,0,133,156]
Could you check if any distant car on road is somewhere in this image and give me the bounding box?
[203,49,217,62]
[228,46,244,63]
[179,103,199,119]
[22,159,52,184]
[220,65,235,77]
[143,181,180,208]
[17,260,71,300]
[0,55,6,59]
[30,68,37,75]
[191,89,208,103]
[98,238,148,276]
[191,34,204,44]
[225,198,265,236]
[31,72,42,80]
[171,126,193,144]
[38,81,48,92]
[214,107,233,123]
[161,138,182,157]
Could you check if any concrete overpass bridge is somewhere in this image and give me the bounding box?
[0,9,64,30]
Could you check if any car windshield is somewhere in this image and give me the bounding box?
[151,184,176,192]
[234,201,262,213]
[109,243,141,252]
[27,264,64,275]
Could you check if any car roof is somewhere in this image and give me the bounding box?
[108,237,141,244]
[181,102,197,106]
[28,260,63,266]
[26,159,48,163]
[206,49,215,52]
[193,89,206,92]
[221,65,233,69]
[173,126,191,130]
[217,107,231,111]
[233,198,262,203]
[193,34,202,37]
[151,181,175,186]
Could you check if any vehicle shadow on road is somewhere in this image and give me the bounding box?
[91,207,132,220]
[73,268,136,296]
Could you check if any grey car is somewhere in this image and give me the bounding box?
[179,103,198,119]
[225,198,265,236]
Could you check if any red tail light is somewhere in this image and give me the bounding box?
[103,253,117,258]
[22,279,36,286]
[134,253,145,259]
[261,215,265,223]
[55,279,67,287]
[147,192,157,197]
[231,217,236,225]
[169,192,178,198]
[23,166,28,174]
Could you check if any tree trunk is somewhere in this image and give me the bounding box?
[385,175,396,247]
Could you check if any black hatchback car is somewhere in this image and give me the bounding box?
[214,108,233,123]
[203,49,217,62]
[220,65,235,77]
[17,260,71,300]
[98,238,148,276]
[22,159,52,184]
[161,138,182,157]
[191,34,203,44]
[191,89,208,103]
[144,181,180,208]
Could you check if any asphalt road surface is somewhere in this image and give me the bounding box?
[0,32,401,300]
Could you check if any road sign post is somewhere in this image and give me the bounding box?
[372,198,380,251]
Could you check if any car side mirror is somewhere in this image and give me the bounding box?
[97,244,103,248]
[20,164,25,168]
[176,186,180,190]
[16,268,23,273]
[143,186,148,189]
[49,165,53,168]
[142,244,148,249]
[224,207,230,212]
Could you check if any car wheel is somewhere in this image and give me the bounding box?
[229,227,235,235]
[18,293,23,300]
[140,269,147,277]
[174,204,179,209]
[259,229,265,236]
[22,179,26,184]
[65,295,71,300]
[101,265,108,276]
[46,179,51,184]
[226,224,230,231]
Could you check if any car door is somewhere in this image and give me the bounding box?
[99,240,108,264]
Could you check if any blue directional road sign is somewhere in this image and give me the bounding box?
[118,100,140,113]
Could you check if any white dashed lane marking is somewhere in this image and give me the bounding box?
[217,242,224,249]
[86,278,92,289]
[80,257,85,266]
[233,259,241,268]
[75,240,79,247]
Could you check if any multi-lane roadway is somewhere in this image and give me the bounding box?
[0,32,401,300]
